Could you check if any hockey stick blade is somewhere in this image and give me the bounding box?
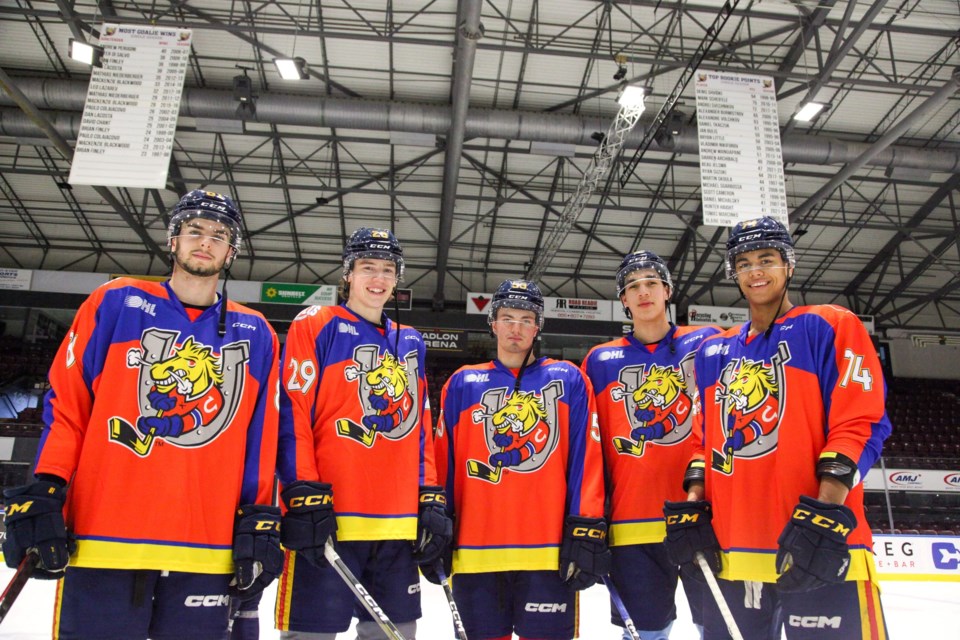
[695,552,744,640]
[323,540,407,640]
[436,565,468,640]
[0,554,37,625]
[603,576,640,640]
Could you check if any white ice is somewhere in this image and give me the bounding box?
[1,568,958,638]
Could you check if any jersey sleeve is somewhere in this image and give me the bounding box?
[435,376,457,519]
[565,369,605,519]
[687,342,709,477]
[415,334,438,487]
[239,321,281,506]
[277,308,325,485]
[36,287,106,482]
[819,309,892,481]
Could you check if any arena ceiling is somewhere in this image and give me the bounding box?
[0,1,959,331]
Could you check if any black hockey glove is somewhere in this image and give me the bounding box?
[420,547,453,586]
[559,516,611,591]
[776,496,856,593]
[231,505,283,602]
[412,486,453,566]
[280,481,336,568]
[663,500,722,580]
[2,480,75,579]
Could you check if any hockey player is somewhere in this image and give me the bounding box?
[2,190,282,639]
[663,216,891,639]
[583,251,719,639]
[434,279,609,640]
[274,228,451,639]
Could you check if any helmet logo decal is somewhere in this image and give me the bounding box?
[609,353,695,457]
[109,329,249,457]
[466,381,563,484]
[338,344,420,447]
[711,341,791,474]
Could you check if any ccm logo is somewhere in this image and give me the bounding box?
[790,508,851,537]
[185,595,230,607]
[665,513,700,526]
[787,615,841,629]
[525,602,567,613]
[408,583,421,594]
[289,495,332,508]
[572,527,606,540]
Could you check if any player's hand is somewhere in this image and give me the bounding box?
[663,500,721,580]
[411,486,453,566]
[2,480,75,579]
[490,449,521,468]
[492,432,513,448]
[634,408,655,422]
[147,390,177,411]
[368,394,389,411]
[231,505,283,601]
[559,516,611,591]
[137,415,184,437]
[776,496,855,592]
[723,430,745,453]
[362,414,395,432]
[280,481,336,568]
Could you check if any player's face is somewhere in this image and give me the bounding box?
[734,248,792,305]
[492,308,539,355]
[346,257,397,312]
[171,218,233,278]
[619,269,669,323]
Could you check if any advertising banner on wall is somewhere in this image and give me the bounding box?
[420,329,466,353]
[467,291,618,323]
[687,304,749,328]
[863,467,960,493]
[874,534,960,581]
[260,282,337,306]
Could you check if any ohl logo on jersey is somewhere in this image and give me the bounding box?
[109,328,250,457]
[337,344,421,447]
[609,355,694,457]
[712,342,791,474]
[466,381,564,484]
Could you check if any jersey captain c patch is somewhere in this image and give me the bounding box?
[109,328,250,457]
[712,341,791,474]
[466,381,564,484]
[336,344,421,447]
[609,353,695,457]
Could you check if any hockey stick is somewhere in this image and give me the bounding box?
[0,553,37,625]
[435,565,468,640]
[603,576,640,640]
[323,540,407,640]
[695,552,744,640]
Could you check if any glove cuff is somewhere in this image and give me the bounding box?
[281,481,334,512]
[419,486,446,507]
[564,516,607,541]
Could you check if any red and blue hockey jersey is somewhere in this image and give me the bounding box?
[691,305,891,582]
[435,358,604,574]
[583,325,720,546]
[277,304,434,541]
[36,278,280,574]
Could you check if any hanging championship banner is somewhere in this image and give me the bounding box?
[695,71,788,227]
[69,24,192,188]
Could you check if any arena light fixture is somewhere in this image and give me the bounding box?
[69,39,104,67]
[274,57,308,80]
[794,101,827,122]
[617,84,646,108]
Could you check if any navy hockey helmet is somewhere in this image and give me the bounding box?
[489,279,545,329]
[616,250,673,298]
[167,189,243,254]
[724,216,796,279]
[342,227,405,281]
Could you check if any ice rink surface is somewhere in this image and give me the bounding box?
[1,568,959,639]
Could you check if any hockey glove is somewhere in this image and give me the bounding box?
[631,422,665,442]
[490,449,521,468]
[663,500,722,580]
[419,547,453,586]
[231,505,283,602]
[2,480,75,579]
[147,389,177,411]
[362,414,396,432]
[137,414,184,438]
[559,516,611,591]
[412,486,453,566]
[368,393,389,411]
[776,495,856,593]
[280,481,336,568]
